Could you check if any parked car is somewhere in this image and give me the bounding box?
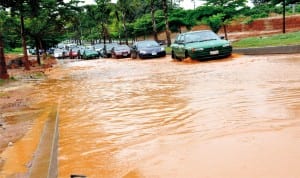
[131,40,166,59]
[53,48,68,59]
[93,43,104,54]
[111,45,131,58]
[82,49,99,59]
[171,30,232,61]
[100,43,119,58]
[69,48,80,59]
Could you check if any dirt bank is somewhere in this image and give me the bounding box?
[0,55,57,170]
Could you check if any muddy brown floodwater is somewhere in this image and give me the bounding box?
[1,54,300,178]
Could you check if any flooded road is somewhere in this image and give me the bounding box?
[2,54,300,177]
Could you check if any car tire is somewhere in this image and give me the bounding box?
[172,51,182,61]
[171,51,175,59]
[185,50,189,58]
[137,53,142,59]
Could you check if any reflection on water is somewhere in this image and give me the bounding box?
[2,55,300,177]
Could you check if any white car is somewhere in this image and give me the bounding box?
[53,49,68,58]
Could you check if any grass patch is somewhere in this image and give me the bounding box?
[4,47,23,54]
[233,31,300,48]
[0,77,18,86]
[0,79,4,86]
[165,46,172,54]
[0,91,8,97]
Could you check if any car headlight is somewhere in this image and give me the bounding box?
[222,43,231,47]
[191,48,204,52]
[161,47,165,51]
[140,50,147,54]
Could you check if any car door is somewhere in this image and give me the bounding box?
[171,34,181,56]
[176,34,186,58]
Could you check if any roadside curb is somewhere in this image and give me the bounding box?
[29,106,59,178]
[233,45,300,55]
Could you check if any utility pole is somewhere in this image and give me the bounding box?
[283,0,286,33]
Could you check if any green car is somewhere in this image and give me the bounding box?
[82,49,99,60]
[171,30,232,61]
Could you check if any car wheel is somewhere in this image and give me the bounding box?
[185,50,189,58]
[172,51,182,61]
[171,51,175,59]
[137,53,144,59]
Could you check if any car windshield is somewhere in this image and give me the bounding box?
[115,45,129,51]
[94,44,104,48]
[137,41,159,48]
[85,50,96,54]
[106,43,119,49]
[185,31,220,43]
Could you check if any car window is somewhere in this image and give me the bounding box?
[175,35,181,43]
[185,31,220,43]
[138,41,159,48]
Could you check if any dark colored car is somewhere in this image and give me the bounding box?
[131,40,166,59]
[82,49,99,60]
[171,30,232,61]
[111,45,131,58]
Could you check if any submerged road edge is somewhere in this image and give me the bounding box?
[233,44,300,55]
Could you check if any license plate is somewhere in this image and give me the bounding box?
[210,50,219,55]
[122,52,128,56]
[152,52,157,55]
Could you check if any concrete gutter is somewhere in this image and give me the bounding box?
[29,106,59,178]
[233,44,300,55]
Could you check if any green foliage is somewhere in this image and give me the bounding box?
[204,13,224,33]
[243,4,272,19]
[4,47,22,54]
[0,79,4,86]
[233,31,300,48]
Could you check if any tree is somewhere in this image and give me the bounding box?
[0,9,9,79]
[95,0,112,44]
[0,32,9,79]
[204,0,247,39]
[150,0,158,41]
[162,0,171,46]
[252,0,298,33]
[116,0,136,44]
[0,0,31,70]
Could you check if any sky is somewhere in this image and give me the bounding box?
[67,0,254,9]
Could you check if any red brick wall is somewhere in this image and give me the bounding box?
[225,15,300,33]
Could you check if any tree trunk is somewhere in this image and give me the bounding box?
[162,0,171,46]
[0,32,9,79]
[35,37,41,65]
[150,0,158,41]
[20,15,30,70]
[122,12,128,45]
[223,24,228,40]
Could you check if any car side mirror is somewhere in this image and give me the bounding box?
[220,36,225,40]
